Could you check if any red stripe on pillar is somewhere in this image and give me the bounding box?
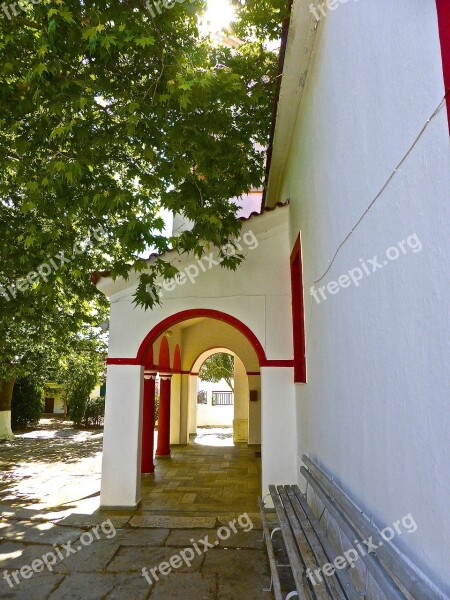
[107,358,141,366]
[141,376,156,474]
[173,344,181,374]
[436,0,450,132]
[158,336,171,372]
[155,377,171,457]
[290,234,307,383]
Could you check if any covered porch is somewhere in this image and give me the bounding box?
[141,427,261,515]
[98,205,298,509]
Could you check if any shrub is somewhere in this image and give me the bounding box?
[83,396,105,427]
[67,371,98,426]
[11,377,44,430]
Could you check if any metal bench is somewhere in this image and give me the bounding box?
[260,455,441,600]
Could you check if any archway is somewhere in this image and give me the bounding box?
[138,314,262,477]
[195,349,253,448]
[101,306,296,510]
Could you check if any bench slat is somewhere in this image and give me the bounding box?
[259,497,283,600]
[291,486,361,600]
[286,486,355,600]
[301,468,406,600]
[277,485,331,600]
[269,485,314,600]
[302,455,443,600]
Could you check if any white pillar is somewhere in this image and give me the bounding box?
[261,367,297,494]
[248,375,261,445]
[179,374,190,444]
[188,374,197,435]
[100,364,144,509]
[233,356,249,442]
[170,374,181,444]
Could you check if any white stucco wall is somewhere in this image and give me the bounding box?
[279,1,450,594]
[53,395,64,414]
[100,365,143,508]
[261,367,297,493]
[196,378,234,427]
[99,210,292,364]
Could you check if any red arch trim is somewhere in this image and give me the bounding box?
[136,309,269,367]
[189,346,237,375]
[158,336,171,371]
[107,310,294,369]
[436,0,450,132]
[173,344,182,374]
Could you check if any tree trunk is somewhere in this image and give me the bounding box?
[225,378,234,393]
[0,379,15,441]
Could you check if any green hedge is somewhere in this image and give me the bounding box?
[11,377,44,430]
[83,396,105,427]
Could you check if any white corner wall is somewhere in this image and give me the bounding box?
[100,365,143,509]
[281,1,450,594]
[261,367,297,494]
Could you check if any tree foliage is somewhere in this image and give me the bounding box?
[0,0,283,314]
[0,1,285,438]
[50,333,106,418]
[83,396,105,427]
[11,376,44,430]
[199,353,234,391]
[67,358,101,425]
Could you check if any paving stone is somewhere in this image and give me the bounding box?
[148,572,216,599]
[218,529,262,549]
[113,528,170,546]
[130,516,216,529]
[165,529,217,548]
[0,541,68,572]
[202,548,268,578]
[106,573,152,599]
[0,572,64,600]
[0,507,73,523]
[53,540,120,573]
[0,521,83,545]
[47,573,116,599]
[217,570,267,599]
[1,422,267,598]
[107,545,204,573]
[202,548,270,600]
[53,513,131,529]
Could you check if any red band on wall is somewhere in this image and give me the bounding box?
[436,0,450,132]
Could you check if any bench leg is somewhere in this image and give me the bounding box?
[285,592,299,599]
[263,573,274,593]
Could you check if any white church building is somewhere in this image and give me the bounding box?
[96,1,450,595]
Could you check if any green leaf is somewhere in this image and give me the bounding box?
[135,36,155,48]
[33,63,47,76]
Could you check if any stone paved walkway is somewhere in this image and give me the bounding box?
[0,419,272,599]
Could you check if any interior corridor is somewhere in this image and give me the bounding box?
[140,428,261,516]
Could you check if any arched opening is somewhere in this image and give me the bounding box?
[137,311,263,507]
[101,306,296,511]
[194,349,246,447]
[136,309,268,366]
